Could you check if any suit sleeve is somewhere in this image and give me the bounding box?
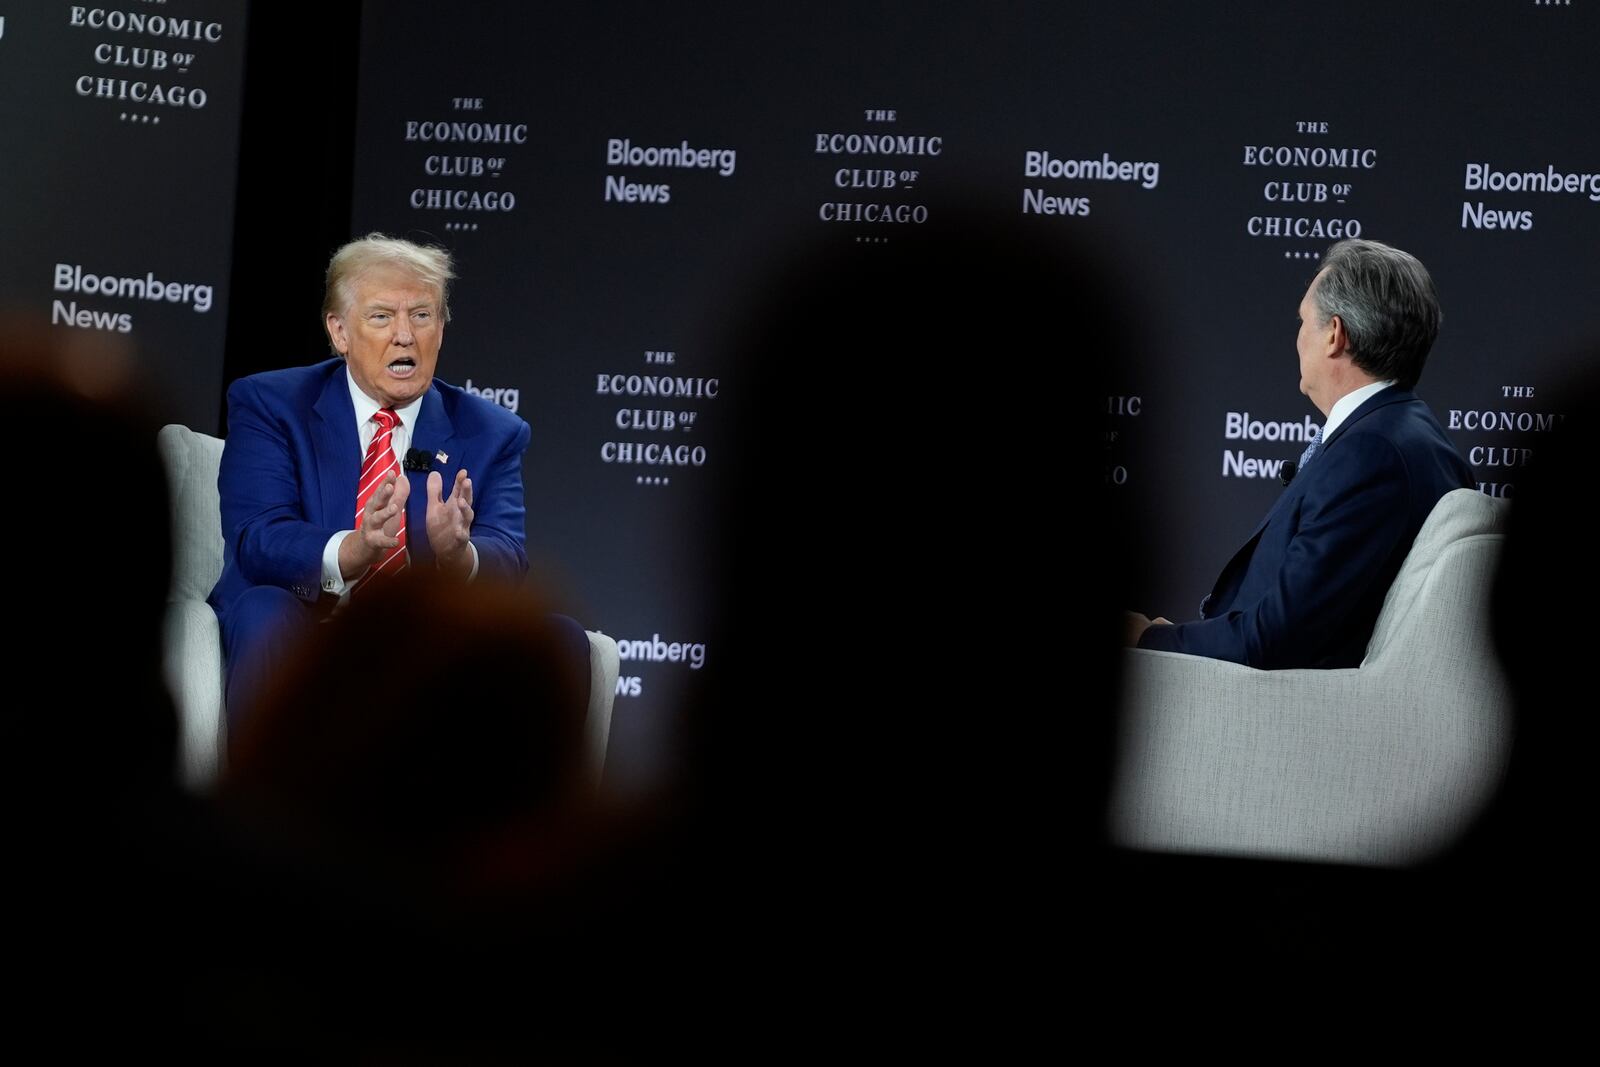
[218,377,340,601]
[1138,433,1412,668]
[467,416,532,581]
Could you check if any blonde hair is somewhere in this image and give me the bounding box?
[322,233,455,328]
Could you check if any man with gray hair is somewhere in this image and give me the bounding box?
[1126,238,1473,668]
[210,233,563,724]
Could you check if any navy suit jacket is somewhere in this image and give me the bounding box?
[209,357,531,622]
[1138,387,1473,669]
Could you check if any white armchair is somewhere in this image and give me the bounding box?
[157,423,619,791]
[1109,488,1513,866]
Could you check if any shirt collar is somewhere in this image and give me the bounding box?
[345,366,424,434]
[1323,379,1395,441]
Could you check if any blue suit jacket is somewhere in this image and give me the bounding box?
[1138,387,1473,669]
[209,357,531,621]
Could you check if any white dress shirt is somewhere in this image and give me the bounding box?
[319,368,477,598]
[1321,379,1396,443]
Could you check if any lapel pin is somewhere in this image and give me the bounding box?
[436,450,449,464]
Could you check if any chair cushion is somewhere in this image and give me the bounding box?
[1363,487,1508,664]
[158,424,226,602]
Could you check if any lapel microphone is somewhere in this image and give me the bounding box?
[1280,461,1298,487]
[403,447,434,473]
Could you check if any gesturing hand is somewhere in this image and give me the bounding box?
[427,468,475,576]
[339,471,409,578]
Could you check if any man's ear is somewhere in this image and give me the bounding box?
[1326,313,1349,357]
[325,312,349,355]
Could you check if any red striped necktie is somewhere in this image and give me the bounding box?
[354,407,407,589]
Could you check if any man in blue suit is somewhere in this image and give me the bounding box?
[210,234,565,723]
[1127,239,1473,669]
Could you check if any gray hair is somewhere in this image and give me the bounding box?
[322,233,455,329]
[1311,239,1441,390]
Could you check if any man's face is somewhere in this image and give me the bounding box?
[1296,273,1333,412]
[326,267,444,409]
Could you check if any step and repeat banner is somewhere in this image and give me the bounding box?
[345,1,1597,789]
[0,1,248,428]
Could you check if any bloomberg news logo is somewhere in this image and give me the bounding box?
[51,261,214,334]
[1220,410,1318,480]
[612,632,706,699]
[1460,161,1599,232]
[1020,150,1161,219]
[462,378,519,413]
